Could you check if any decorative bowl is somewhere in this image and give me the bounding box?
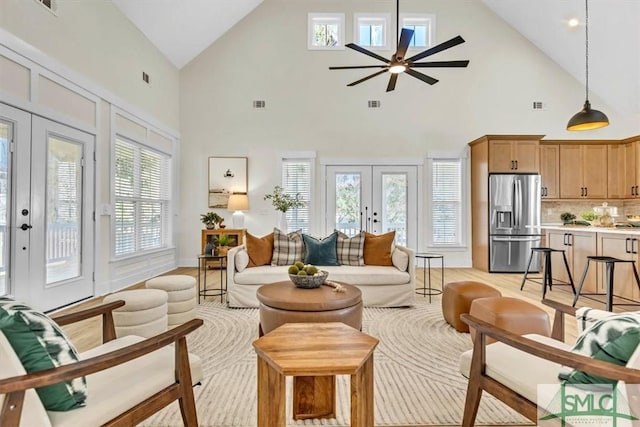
[289,271,329,289]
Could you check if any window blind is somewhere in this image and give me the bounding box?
[431,159,462,246]
[282,159,312,233]
[114,138,171,256]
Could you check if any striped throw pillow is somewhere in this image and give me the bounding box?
[336,230,365,266]
[271,228,304,266]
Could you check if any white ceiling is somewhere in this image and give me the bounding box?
[113,0,639,116]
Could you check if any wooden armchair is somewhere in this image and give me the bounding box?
[0,300,203,427]
[459,299,640,426]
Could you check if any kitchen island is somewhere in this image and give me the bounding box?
[541,225,640,303]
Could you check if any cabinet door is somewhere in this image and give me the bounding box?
[570,232,598,294]
[607,144,625,199]
[599,233,637,299]
[513,141,539,172]
[559,145,584,198]
[581,145,607,198]
[540,145,559,199]
[488,140,515,172]
[624,142,637,198]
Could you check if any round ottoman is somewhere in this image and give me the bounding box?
[442,281,502,332]
[103,289,168,338]
[256,281,363,336]
[145,275,197,329]
[469,296,551,344]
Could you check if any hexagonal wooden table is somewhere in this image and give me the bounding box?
[252,322,379,427]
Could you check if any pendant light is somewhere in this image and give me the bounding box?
[566,0,609,131]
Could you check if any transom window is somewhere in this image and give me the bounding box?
[354,14,390,50]
[308,13,345,50]
[400,14,436,48]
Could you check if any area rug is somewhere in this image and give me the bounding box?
[141,300,530,426]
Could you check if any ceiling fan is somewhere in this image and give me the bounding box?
[329,0,469,92]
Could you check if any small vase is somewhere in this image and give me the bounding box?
[204,241,215,255]
[278,211,288,232]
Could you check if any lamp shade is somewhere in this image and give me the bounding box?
[227,194,249,211]
[566,100,609,131]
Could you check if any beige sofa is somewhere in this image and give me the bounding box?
[226,244,416,308]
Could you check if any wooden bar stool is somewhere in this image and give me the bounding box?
[572,255,640,311]
[520,247,576,298]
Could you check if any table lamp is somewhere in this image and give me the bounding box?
[227,194,249,229]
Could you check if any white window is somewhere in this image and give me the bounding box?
[114,137,171,257]
[282,156,314,233]
[429,157,464,247]
[354,13,390,50]
[308,13,345,50]
[400,14,436,49]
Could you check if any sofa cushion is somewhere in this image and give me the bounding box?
[391,248,409,271]
[560,312,640,385]
[336,231,365,266]
[0,298,87,411]
[303,231,340,266]
[271,228,304,266]
[235,249,250,272]
[235,265,410,286]
[363,231,394,266]
[246,232,274,267]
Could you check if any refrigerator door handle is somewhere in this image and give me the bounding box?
[515,180,522,230]
[493,236,541,242]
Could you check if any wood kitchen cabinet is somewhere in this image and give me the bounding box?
[539,144,559,199]
[559,144,607,199]
[598,233,640,301]
[488,139,539,172]
[607,144,626,198]
[624,137,640,198]
[547,229,597,294]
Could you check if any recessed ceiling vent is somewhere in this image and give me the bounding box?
[253,100,266,109]
[532,101,544,110]
[368,100,381,108]
[33,0,57,14]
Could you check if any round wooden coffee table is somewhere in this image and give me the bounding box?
[256,280,363,420]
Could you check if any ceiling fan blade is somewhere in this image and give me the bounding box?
[405,69,439,85]
[347,69,389,87]
[386,74,398,92]
[395,28,414,59]
[410,60,470,68]
[406,35,466,63]
[329,65,388,70]
[346,43,391,64]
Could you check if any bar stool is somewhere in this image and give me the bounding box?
[573,256,640,311]
[520,247,576,298]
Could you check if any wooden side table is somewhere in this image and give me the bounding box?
[253,322,378,427]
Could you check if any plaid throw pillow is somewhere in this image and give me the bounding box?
[336,230,365,266]
[271,228,304,266]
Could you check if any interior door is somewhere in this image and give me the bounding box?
[325,165,417,249]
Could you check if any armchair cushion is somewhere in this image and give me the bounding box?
[0,298,87,411]
[561,312,640,385]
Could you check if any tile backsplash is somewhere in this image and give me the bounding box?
[542,200,640,223]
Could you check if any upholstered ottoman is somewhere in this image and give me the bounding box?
[103,289,168,338]
[469,296,551,344]
[145,275,197,329]
[442,281,502,332]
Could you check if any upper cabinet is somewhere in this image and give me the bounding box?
[559,144,608,199]
[608,144,626,199]
[539,144,559,199]
[624,137,640,198]
[488,139,540,172]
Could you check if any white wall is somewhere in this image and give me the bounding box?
[178,0,638,267]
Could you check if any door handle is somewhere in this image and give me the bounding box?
[19,224,32,231]
[626,238,631,254]
[584,187,588,197]
[566,233,573,246]
[563,233,568,246]
[514,160,518,170]
[633,238,638,254]
[636,186,639,197]
[633,186,636,196]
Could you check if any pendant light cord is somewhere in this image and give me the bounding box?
[584,0,590,102]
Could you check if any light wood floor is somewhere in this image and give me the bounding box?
[54,267,632,427]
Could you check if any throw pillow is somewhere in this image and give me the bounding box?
[245,232,274,267]
[335,230,365,266]
[235,249,249,272]
[303,232,340,266]
[271,228,304,266]
[559,312,640,385]
[0,298,87,411]
[363,231,395,266]
[391,247,409,271]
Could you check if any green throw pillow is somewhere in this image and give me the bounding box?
[560,312,640,386]
[303,232,340,266]
[0,298,87,411]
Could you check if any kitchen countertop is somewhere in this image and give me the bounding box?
[542,225,640,235]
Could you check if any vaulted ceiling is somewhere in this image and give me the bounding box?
[113,0,639,117]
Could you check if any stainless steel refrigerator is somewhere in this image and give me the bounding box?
[489,173,541,272]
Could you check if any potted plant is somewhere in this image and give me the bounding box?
[264,185,306,231]
[215,234,236,256]
[200,212,223,229]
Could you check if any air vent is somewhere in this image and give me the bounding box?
[368,100,381,108]
[33,0,57,13]
[142,72,151,84]
[253,100,266,109]
[532,101,544,110]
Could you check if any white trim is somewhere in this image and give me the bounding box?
[426,148,468,159]
[280,150,317,159]
[308,13,345,51]
[319,157,424,166]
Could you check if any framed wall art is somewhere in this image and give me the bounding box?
[208,157,248,208]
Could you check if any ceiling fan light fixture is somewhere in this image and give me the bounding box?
[567,100,609,131]
[389,63,407,74]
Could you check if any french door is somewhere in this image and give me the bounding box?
[0,103,95,311]
[325,165,418,249]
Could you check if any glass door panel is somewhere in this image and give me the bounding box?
[0,121,10,296]
[379,173,408,246]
